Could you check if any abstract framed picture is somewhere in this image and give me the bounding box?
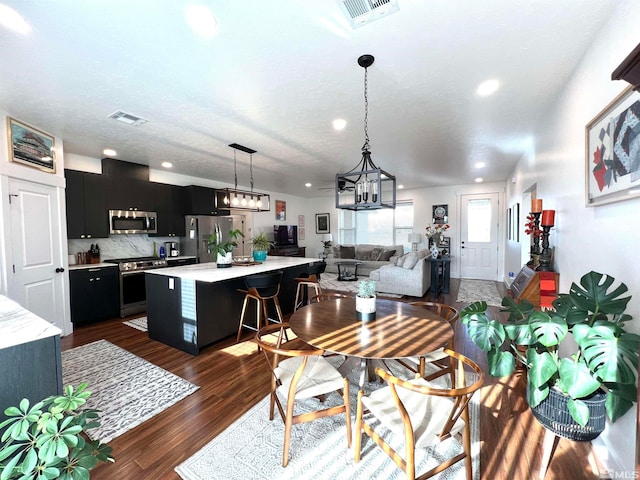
[298,214,305,227]
[7,117,56,173]
[275,200,286,221]
[315,213,330,234]
[585,85,640,206]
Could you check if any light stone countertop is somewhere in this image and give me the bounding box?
[69,263,118,270]
[0,295,62,349]
[146,256,315,283]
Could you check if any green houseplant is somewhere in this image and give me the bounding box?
[250,232,273,262]
[356,279,377,322]
[460,271,638,428]
[207,229,244,267]
[0,383,113,480]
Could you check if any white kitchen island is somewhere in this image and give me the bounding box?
[144,256,315,355]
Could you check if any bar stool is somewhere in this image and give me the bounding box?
[237,270,284,343]
[293,261,326,311]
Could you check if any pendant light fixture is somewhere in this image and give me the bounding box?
[216,143,271,212]
[336,54,396,211]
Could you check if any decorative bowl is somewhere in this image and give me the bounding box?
[233,256,253,263]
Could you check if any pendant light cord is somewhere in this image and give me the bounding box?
[362,65,370,153]
[233,149,238,189]
[250,153,254,192]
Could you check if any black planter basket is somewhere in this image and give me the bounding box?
[530,387,606,442]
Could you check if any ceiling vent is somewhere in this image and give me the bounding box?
[338,0,399,28]
[107,110,148,126]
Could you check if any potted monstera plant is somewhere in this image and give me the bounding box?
[208,229,244,268]
[460,271,638,440]
[0,383,113,480]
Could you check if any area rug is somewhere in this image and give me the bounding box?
[456,279,503,307]
[319,272,403,299]
[62,339,199,443]
[175,361,479,480]
[123,316,148,332]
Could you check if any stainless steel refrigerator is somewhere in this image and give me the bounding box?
[182,215,236,263]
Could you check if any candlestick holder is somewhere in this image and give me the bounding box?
[528,211,542,267]
[536,225,554,271]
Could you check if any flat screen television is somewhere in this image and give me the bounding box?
[274,225,298,247]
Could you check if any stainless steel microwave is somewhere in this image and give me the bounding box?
[109,210,157,234]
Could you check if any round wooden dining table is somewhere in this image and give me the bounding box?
[288,297,454,387]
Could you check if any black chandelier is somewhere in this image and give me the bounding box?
[335,54,396,211]
[215,143,270,212]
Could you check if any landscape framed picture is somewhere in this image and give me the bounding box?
[315,213,330,234]
[7,117,56,173]
[585,85,640,206]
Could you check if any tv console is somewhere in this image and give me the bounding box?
[269,246,306,257]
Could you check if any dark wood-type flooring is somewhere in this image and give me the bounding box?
[61,279,602,479]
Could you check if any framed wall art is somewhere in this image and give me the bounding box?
[586,85,640,206]
[7,117,56,173]
[298,214,305,227]
[299,227,305,240]
[432,204,448,224]
[315,213,330,234]
[275,200,286,221]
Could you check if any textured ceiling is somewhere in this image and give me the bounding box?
[0,0,619,196]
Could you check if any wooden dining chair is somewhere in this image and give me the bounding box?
[309,292,352,303]
[255,322,352,467]
[354,349,484,480]
[395,301,459,383]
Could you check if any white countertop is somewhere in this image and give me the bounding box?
[0,295,62,349]
[146,256,315,283]
[69,262,118,270]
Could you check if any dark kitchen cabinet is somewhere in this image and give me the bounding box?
[184,185,219,215]
[152,183,186,237]
[64,170,109,239]
[167,257,197,267]
[69,266,119,324]
[107,177,156,212]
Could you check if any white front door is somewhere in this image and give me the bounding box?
[8,178,67,332]
[460,193,500,281]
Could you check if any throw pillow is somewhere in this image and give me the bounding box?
[402,252,419,269]
[379,249,396,261]
[340,245,356,259]
[370,247,384,261]
[395,254,406,266]
[332,246,341,258]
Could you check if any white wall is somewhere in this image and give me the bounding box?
[504,1,640,472]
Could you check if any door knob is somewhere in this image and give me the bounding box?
[55,267,65,273]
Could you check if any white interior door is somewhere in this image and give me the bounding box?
[460,193,499,280]
[8,178,67,332]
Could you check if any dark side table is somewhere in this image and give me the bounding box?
[428,256,452,297]
[336,260,362,281]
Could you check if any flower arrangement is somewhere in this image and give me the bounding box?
[524,214,542,238]
[424,223,450,238]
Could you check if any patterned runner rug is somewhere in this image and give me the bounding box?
[319,273,402,299]
[456,279,503,307]
[123,316,148,331]
[175,360,479,480]
[62,340,199,443]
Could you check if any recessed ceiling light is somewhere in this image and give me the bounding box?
[305,183,312,187]
[475,162,486,168]
[103,149,117,157]
[398,184,404,189]
[162,162,173,169]
[476,79,500,96]
[0,5,30,34]
[475,177,483,183]
[186,5,218,37]
[333,118,347,131]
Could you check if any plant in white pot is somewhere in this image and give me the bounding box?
[250,232,273,262]
[356,279,377,322]
[460,271,638,441]
[208,229,244,268]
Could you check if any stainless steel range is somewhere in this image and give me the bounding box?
[105,257,168,317]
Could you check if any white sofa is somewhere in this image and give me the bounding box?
[369,249,431,298]
[324,244,404,276]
